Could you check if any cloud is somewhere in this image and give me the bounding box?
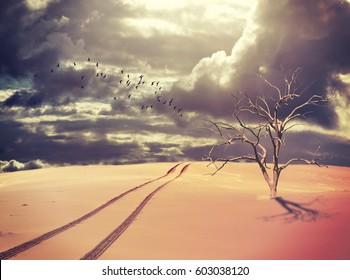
[0,159,47,172]
[171,0,350,130]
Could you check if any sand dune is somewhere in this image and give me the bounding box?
[0,162,349,260]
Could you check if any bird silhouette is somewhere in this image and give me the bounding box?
[96,73,99,77]
[88,57,91,61]
[168,99,173,106]
[103,74,106,79]
[96,62,99,67]
[51,69,54,72]
[121,70,124,74]
[73,62,76,66]
[57,63,59,67]
[128,94,131,99]
[33,74,38,78]
[119,80,123,84]
[81,85,84,89]
[81,75,85,80]
[174,106,177,110]
[178,108,183,113]
[162,101,166,104]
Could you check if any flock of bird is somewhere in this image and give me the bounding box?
[32,57,185,118]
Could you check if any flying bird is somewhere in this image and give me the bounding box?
[33,74,38,78]
[88,57,91,61]
[128,94,131,99]
[162,101,166,104]
[57,63,59,67]
[121,70,124,74]
[157,96,161,102]
[168,99,173,106]
[178,108,183,113]
[96,73,99,77]
[51,69,54,72]
[103,74,106,79]
[96,62,99,67]
[73,62,76,66]
[81,85,84,89]
[81,75,85,80]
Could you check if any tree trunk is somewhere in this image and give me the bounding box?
[269,184,277,199]
[270,168,280,199]
[261,168,278,199]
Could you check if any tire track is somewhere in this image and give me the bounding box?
[0,163,181,260]
[81,163,190,260]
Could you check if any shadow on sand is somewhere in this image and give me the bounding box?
[263,196,330,223]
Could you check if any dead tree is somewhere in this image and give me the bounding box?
[204,68,333,198]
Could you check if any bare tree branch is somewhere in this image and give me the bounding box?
[256,74,282,99]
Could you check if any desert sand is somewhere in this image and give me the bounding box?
[0,162,349,260]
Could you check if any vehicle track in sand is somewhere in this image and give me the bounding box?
[81,163,190,260]
[0,163,182,260]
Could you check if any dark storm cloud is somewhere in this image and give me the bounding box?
[173,0,350,129]
[0,0,28,77]
[252,0,350,128]
[0,120,144,164]
[0,0,244,110]
[0,118,193,165]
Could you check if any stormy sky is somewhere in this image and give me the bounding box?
[1,0,349,166]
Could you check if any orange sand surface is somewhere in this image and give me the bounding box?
[0,162,349,260]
